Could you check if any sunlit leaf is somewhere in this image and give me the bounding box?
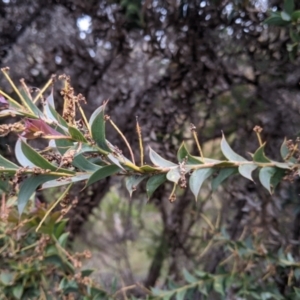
[149,147,177,167]
[90,104,111,152]
[281,11,291,21]
[221,134,246,161]
[18,175,59,215]
[259,167,276,194]
[167,167,181,183]
[238,164,257,181]
[15,138,35,167]
[86,165,120,186]
[125,175,147,196]
[253,144,271,163]
[189,168,214,200]
[212,168,237,191]
[146,173,167,199]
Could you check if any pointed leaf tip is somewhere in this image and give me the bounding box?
[221,134,246,161]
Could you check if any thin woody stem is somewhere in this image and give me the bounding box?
[109,118,136,165]
[190,123,204,162]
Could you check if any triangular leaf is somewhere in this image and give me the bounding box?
[167,167,181,183]
[86,165,120,187]
[146,174,167,199]
[18,175,59,215]
[212,168,237,191]
[149,147,177,167]
[238,164,257,181]
[253,144,271,163]
[177,142,203,164]
[221,134,246,161]
[189,168,214,200]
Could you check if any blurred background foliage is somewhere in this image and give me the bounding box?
[2,0,300,298]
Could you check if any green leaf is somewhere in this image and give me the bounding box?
[125,175,147,196]
[238,164,257,181]
[58,232,69,248]
[212,168,236,191]
[221,134,246,161]
[213,276,225,296]
[177,142,203,164]
[264,16,289,26]
[20,138,74,174]
[182,269,198,283]
[151,287,165,296]
[108,153,125,170]
[0,271,15,286]
[12,285,24,299]
[18,175,59,215]
[149,147,177,167]
[86,165,120,187]
[259,167,276,194]
[15,138,35,167]
[146,174,167,199]
[271,167,286,189]
[253,144,271,163]
[167,167,181,183]
[176,289,187,300]
[189,168,214,200]
[90,104,111,152]
[140,165,160,172]
[292,10,300,21]
[281,11,291,21]
[81,269,95,277]
[0,154,19,169]
[49,104,68,127]
[294,287,300,296]
[68,126,88,143]
[20,89,43,117]
[72,155,100,172]
[280,139,297,163]
[42,173,89,189]
[284,0,294,15]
